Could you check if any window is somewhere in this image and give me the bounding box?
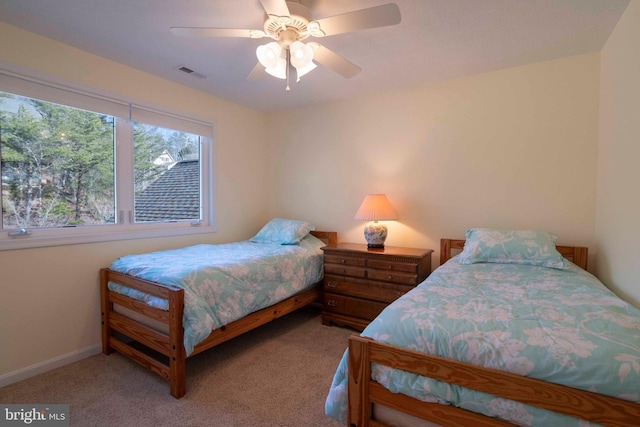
[132,122,202,223]
[0,71,214,250]
[1,94,117,228]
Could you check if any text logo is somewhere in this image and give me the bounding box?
[1,405,69,427]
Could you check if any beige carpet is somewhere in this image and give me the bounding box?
[0,305,353,426]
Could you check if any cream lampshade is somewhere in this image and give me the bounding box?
[354,194,398,248]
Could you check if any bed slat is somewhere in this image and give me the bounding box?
[108,291,170,323]
[369,382,514,427]
[109,336,170,380]
[101,268,180,298]
[109,311,171,355]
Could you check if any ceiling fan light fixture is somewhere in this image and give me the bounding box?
[172,1,403,90]
[256,41,282,69]
[296,61,316,82]
[289,41,314,69]
[265,57,287,79]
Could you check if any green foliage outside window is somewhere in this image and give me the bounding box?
[1,92,200,229]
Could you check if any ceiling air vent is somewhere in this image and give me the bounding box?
[174,65,207,79]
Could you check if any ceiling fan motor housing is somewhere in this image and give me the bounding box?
[264,1,314,45]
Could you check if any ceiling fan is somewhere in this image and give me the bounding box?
[170,0,401,90]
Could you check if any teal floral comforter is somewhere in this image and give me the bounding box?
[108,235,325,355]
[325,257,640,426]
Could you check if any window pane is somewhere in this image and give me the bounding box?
[133,122,201,223]
[1,92,116,229]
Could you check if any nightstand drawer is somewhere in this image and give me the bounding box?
[324,264,366,278]
[323,293,387,321]
[324,275,413,303]
[324,254,366,267]
[368,259,418,274]
[367,269,418,285]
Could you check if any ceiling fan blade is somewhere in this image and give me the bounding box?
[247,62,267,80]
[170,27,266,38]
[259,0,290,17]
[310,3,401,37]
[309,43,361,78]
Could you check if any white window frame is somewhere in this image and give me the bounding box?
[0,69,216,251]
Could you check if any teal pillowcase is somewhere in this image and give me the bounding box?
[250,218,315,245]
[458,228,570,269]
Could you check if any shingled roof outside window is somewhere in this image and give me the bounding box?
[134,160,200,222]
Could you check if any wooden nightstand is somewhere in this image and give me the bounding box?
[321,243,433,331]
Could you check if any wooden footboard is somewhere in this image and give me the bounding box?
[100,230,336,398]
[348,336,640,427]
[101,268,323,398]
[101,268,188,397]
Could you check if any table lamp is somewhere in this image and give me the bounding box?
[354,194,398,248]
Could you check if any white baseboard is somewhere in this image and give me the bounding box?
[0,344,102,388]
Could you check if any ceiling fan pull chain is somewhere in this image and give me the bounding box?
[285,48,291,92]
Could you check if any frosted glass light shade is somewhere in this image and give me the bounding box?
[256,42,282,69]
[296,61,317,81]
[290,41,314,69]
[265,57,287,79]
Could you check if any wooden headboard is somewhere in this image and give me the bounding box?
[440,238,588,270]
[310,231,337,247]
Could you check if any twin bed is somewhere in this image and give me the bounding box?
[100,218,336,398]
[325,229,640,426]
[101,222,640,426]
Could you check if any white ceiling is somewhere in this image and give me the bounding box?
[0,0,630,113]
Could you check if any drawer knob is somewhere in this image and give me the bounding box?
[327,300,339,307]
[388,265,393,269]
[327,281,338,288]
[341,259,346,264]
[387,275,393,280]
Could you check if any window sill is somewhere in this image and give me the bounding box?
[0,224,216,251]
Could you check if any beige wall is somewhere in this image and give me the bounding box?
[597,1,640,307]
[0,23,269,378]
[267,53,600,270]
[3,2,639,384]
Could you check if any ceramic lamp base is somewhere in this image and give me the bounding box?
[363,221,388,248]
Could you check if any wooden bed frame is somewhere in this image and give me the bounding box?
[100,230,337,398]
[347,238,640,427]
